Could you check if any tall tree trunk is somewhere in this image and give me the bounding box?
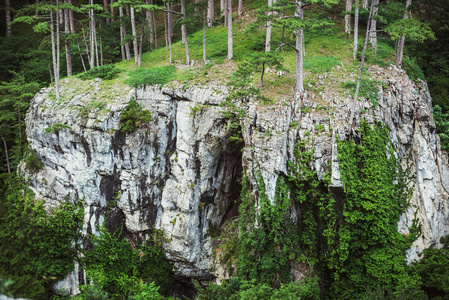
[64,0,72,76]
[153,9,157,49]
[203,0,207,61]
[395,0,412,68]
[207,0,214,27]
[50,2,60,100]
[361,0,367,9]
[181,0,190,64]
[168,1,174,39]
[130,6,139,64]
[119,6,126,60]
[146,0,155,49]
[1,134,11,176]
[77,44,87,72]
[238,0,243,16]
[353,0,359,59]
[194,0,200,14]
[227,0,233,59]
[168,2,173,63]
[266,0,273,52]
[349,1,374,126]
[224,0,228,27]
[56,1,60,94]
[369,0,378,53]
[89,0,95,68]
[345,0,352,34]
[69,0,75,33]
[94,16,99,67]
[164,11,168,50]
[138,18,145,67]
[221,0,225,18]
[5,0,11,36]
[103,0,110,24]
[110,0,115,22]
[295,0,304,96]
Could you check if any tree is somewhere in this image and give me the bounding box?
[181,0,190,65]
[369,0,379,53]
[227,0,233,59]
[207,0,214,27]
[5,0,12,36]
[345,0,352,34]
[384,0,435,68]
[247,51,284,87]
[353,0,359,59]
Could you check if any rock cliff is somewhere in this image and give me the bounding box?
[24,65,449,294]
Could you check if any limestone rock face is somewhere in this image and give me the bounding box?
[25,65,449,294]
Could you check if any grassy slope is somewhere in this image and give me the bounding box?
[108,3,399,104]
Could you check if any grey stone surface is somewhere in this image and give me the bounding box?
[24,66,449,294]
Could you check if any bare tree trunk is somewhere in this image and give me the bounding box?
[69,0,75,33]
[349,1,374,126]
[295,0,304,96]
[164,11,168,50]
[130,6,139,64]
[195,0,200,14]
[181,0,190,64]
[89,0,95,68]
[56,1,60,94]
[1,134,11,176]
[153,10,157,49]
[361,0,367,9]
[353,0,359,59]
[50,2,60,100]
[119,6,125,60]
[64,0,72,76]
[345,0,352,34]
[221,0,225,18]
[103,0,110,24]
[77,44,87,72]
[168,2,173,63]
[110,0,115,22]
[207,0,214,27]
[94,17,99,67]
[138,18,144,67]
[369,0,378,53]
[146,0,155,49]
[227,0,233,59]
[203,0,207,61]
[395,0,412,68]
[238,0,243,16]
[5,0,11,36]
[168,1,174,39]
[266,0,273,52]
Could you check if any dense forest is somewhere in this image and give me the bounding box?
[1,0,449,299]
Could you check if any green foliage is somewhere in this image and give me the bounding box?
[128,282,166,300]
[77,101,107,118]
[0,179,84,299]
[194,276,320,300]
[410,236,449,299]
[433,105,449,152]
[343,78,381,106]
[402,57,425,81]
[80,224,172,299]
[77,64,120,81]
[44,123,73,134]
[237,173,301,288]
[24,147,44,174]
[304,56,340,73]
[120,98,153,133]
[333,120,421,298]
[125,65,176,87]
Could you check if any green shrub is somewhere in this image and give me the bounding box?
[77,64,120,80]
[80,224,172,299]
[433,105,449,152]
[125,65,176,87]
[402,57,425,81]
[120,98,153,133]
[24,147,44,174]
[44,123,73,134]
[0,180,84,299]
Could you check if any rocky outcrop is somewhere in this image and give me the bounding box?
[24,65,449,294]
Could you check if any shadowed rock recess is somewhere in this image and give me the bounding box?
[24,65,449,295]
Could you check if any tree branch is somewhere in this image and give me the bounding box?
[276,43,299,53]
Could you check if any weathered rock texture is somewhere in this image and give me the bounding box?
[25,65,449,294]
